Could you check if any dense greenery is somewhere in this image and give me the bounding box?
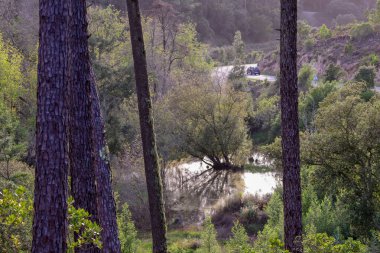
[0,0,380,252]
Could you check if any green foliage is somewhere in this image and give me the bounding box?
[350,23,374,40]
[88,5,134,153]
[299,82,337,130]
[344,42,354,55]
[302,82,380,238]
[196,217,221,253]
[303,231,367,253]
[0,34,27,180]
[249,95,280,144]
[361,53,379,68]
[118,203,140,253]
[155,84,252,168]
[368,0,380,25]
[323,64,343,82]
[0,186,33,252]
[67,197,102,252]
[226,221,254,253]
[319,24,332,39]
[303,196,350,237]
[304,38,316,51]
[298,20,311,40]
[298,64,315,91]
[233,31,245,65]
[354,65,376,88]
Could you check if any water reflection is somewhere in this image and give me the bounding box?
[164,156,279,226]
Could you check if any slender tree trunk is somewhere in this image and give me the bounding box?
[68,0,99,252]
[32,0,70,252]
[126,1,168,252]
[280,0,303,252]
[89,69,121,253]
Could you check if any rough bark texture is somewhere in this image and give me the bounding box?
[68,0,99,252]
[280,0,303,252]
[32,0,70,252]
[126,1,168,252]
[89,69,121,253]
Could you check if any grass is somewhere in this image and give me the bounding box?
[137,229,202,253]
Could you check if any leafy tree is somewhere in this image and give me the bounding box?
[302,82,380,238]
[157,84,252,172]
[196,217,221,253]
[88,5,134,154]
[299,82,337,131]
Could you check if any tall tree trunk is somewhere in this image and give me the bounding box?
[126,1,168,252]
[89,70,121,253]
[68,0,99,252]
[32,0,70,252]
[280,0,303,252]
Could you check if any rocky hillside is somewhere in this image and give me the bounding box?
[260,26,380,83]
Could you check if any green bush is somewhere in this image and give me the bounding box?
[344,42,354,55]
[298,20,312,40]
[304,38,316,51]
[226,221,254,253]
[319,24,332,39]
[354,65,376,88]
[361,53,379,67]
[196,217,221,253]
[324,64,344,82]
[350,23,374,40]
[0,186,33,252]
[68,197,102,252]
[303,232,367,253]
[118,203,140,253]
[298,64,315,91]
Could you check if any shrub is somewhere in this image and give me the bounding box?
[196,217,221,253]
[354,66,376,88]
[118,203,140,253]
[344,42,354,55]
[304,38,316,51]
[319,24,332,39]
[298,20,311,40]
[350,23,374,40]
[361,53,379,67]
[226,221,254,253]
[0,186,33,252]
[303,231,367,253]
[298,65,315,91]
[324,64,343,82]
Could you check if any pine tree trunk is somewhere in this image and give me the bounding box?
[68,0,100,252]
[32,0,70,252]
[280,0,303,252]
[126,1,168,252]
[89,69,121,253]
